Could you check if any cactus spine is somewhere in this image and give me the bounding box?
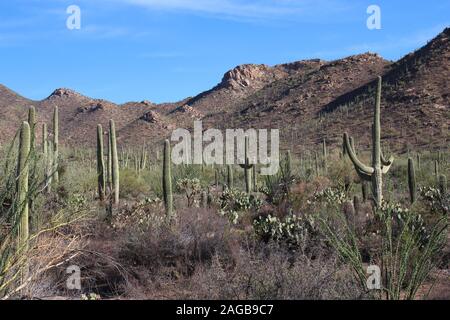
[109,120,119,205]
[53,106,59,184]
[163,139,173,216]
[407,157,416,204]
[97,125,106,201]
[17,122,31,282]
[343,77,394,207]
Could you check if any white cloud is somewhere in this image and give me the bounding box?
[106,0,349,20]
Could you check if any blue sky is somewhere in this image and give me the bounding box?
[0,0,448,104]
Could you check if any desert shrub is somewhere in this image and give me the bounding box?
[309,186,348,205]
[218,188,262,224]
[186,245,366,300]
[119,169,150,199]
[319,200,448,300]
[253,213,310,248]
[419,186,449,215]
[176,178,201,207]
[261,155,295,205]
[118,208,236,278]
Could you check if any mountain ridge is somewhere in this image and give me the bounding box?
[0,28,448,153]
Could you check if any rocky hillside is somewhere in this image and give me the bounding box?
[0,28,448,153]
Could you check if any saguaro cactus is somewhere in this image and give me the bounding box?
[97,125,106,201]
[322,139,328,173]
[163,139,173,216]
[343,77,394,207]
[109,120,119,205]
[42,123,47,156]
[107,132,112,191]
[408,157,416,204]
[28,106,36,150]
[252,164,257,192]
[438,174,447,195]
[53,106,59,184]
[17,122,31,282]
[434,160,439,177]
[239,137,253,193]
[227,164,233,189]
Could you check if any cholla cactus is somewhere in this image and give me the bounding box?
[343,77,394,207]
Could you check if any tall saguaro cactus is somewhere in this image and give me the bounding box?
[227,164,233,189]
[17,121,31,282]
[163,139,173,216]
[239,137,254,194]
[109,120,120,205]
[322,139,328,173]
[97,125,106,201]
[107,132,112,191]
[408,158,416,204]
[53,106,59,184]
[28,106,36,150]
[343,77,394,207]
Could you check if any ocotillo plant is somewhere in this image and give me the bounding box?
[343,76,394,207]
[53,106,59,184]
[16,121,31,283]
[97,124,106,201]
[239,137,253,193]
[163,139,173,216]
[227,164,233,189]
[408,157,416,204]
[109,120,120,205]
